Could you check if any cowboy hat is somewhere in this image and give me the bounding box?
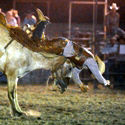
[110,3,119,10]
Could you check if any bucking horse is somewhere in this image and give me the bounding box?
[0,9,109,116]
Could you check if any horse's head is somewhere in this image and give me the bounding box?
[32,9,50,41]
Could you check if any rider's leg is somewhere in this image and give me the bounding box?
[83,58,110,86]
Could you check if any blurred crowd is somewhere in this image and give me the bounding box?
[0,3,124,54]
[0,8,37,27]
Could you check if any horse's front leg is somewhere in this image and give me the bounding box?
[7,75,25,116]
[72,68,89,92]
[51,72,67,93]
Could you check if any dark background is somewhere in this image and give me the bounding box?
[0,0,125,28]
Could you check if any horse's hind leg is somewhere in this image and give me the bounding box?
[84,58,110,86]
[7,75,25,116]
[72,68,89,92]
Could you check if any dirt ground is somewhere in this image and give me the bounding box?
[0,84,125,125]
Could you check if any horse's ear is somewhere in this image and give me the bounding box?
[0,13,7,26]
[36,8,46,21]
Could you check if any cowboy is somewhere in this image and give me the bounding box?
[105,3,125,38]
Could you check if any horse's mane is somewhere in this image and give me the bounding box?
[9,27,40,51]
[9,26,67,55]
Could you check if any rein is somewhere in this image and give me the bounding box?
[4,39,13,49]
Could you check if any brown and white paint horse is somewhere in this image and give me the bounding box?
[0,9,109,116]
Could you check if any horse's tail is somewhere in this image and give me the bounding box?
[95,55,105,74]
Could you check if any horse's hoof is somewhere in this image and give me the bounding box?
[26,110,41,117]
[51,85,59,91]
[12,110,40,117]
[80,84,89,92]
[60,88,66,94]
[11,111,27,117]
